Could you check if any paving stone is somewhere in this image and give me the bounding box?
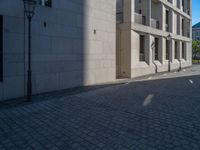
[1,66,200,149]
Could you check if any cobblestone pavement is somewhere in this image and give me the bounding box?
[1,65,200,150]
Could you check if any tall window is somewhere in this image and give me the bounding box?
[0,15,3,81]
[182,42,185,59]
[175,41,178,59]
[182,0,185,10]
[166,40,169,60]
[182,19,184,36]
[155,38,159,60]
[40,0,52,7]
[116,0,124,24]
[140,35,145,61]
[166,10,169,31]
[177,0,180,8]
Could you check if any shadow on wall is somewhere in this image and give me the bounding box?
[30,0,87,96]
[1,0,116,100]
[0,0,86,100]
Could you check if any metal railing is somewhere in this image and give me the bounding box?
[135,13,146,25]
[151,18,159,29]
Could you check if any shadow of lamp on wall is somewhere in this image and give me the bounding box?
[23,0,37,101]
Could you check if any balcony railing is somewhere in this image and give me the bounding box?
[135,13,146,25]
[151,18,159,29]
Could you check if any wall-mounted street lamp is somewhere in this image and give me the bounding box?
[166,34,172,72]
[23,0,37,101]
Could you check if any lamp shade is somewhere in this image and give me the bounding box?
[23,0,37,18]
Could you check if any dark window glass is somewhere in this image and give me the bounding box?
[166,40,169,60]
[166,10,169,31]
[182,42,185,59]
[175,41,178,59]
[182,19,184,36]
[140,35,145,61]
[155,38,159,60]
[0,15,3,81]
[116,0,124,23]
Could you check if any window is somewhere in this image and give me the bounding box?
[166,40,169,60]
[0,15,3,81]
[142,16,146,25]
[177,0,180,8]
[182,19,184,36]
[40,0,52,7]
[166,10,169,31]
[155,38,159,60]
[140,35,145,61]
[175,41,178,59]
[182,42,185,59]
[116,0,124,23]
[182,0,185,10]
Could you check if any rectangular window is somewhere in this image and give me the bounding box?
[140,35,145,61]
[175,41,178,59]
[166,40,169,60]
[0,15,3,81]
[142,16,146,25]
[166,10,169,31]
[182,0,185,10]
[40,0,52,7]
[116,0,124,24]
[155,38,159,60]
[182,42,185,59]
[177,0,180,8]
[182,19,184,36]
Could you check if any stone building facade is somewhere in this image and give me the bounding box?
[116,0,192,78]
[0,0,192,101]
[0,0,116,100]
